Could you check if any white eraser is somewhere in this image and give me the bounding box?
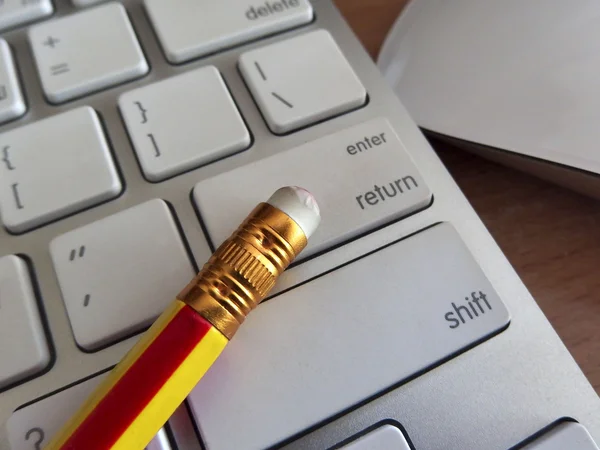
[267,186,320,239]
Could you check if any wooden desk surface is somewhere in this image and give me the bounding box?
[335,0,600,394]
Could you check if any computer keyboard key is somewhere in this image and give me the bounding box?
[341,425,411,450]
[194,118,431,261]
[28,3,148,103]
[239,30,366,133]
[0,255,50,391]
[7,373,170,450]
[50,199,195,351]
[0,107,121,233]
[0,0,53,32]
[188,223,510,450]
[522,422,599,450]
[119,66,250,182]
[144,0,313,64]
[0,39,26,124]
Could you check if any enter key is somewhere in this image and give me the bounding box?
[194,118,433,260]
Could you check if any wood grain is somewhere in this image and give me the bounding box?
[334,0,600,393]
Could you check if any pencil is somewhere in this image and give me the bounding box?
[45,186,321,450]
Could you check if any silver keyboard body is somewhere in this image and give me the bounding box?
[1,1,599,449]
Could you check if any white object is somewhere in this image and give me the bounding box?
[522,422,599,450]
[119,66,251,182]
[6,373,170,450]
[0,107,121,233]
[144,0,313,63]
[0,256,50,390]
[28,2,148,103]
[0,0,52,32]
[341,425,411,450]
[240,30,366,133]
[193,118,431,260]
[0,39,26,124]
[49,199,195,351]
[189,223,510,450]
[378,0,600,190]
[266,186,320,239]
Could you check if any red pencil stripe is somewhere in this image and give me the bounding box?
[61,305,213,450]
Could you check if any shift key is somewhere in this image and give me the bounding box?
[193,118,432,259]
[188,224,511,450]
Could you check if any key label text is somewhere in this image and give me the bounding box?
[346,132,387,155]
[246,0,301,20]
[445,291,492,329]
[355,176,419,210]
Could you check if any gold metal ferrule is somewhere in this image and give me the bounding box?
[177,202,307,339]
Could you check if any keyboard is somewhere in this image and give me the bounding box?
[0,1,599,449]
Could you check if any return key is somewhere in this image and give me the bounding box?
[193,118,432,260]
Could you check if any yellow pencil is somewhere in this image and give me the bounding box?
[44,186,320,450]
